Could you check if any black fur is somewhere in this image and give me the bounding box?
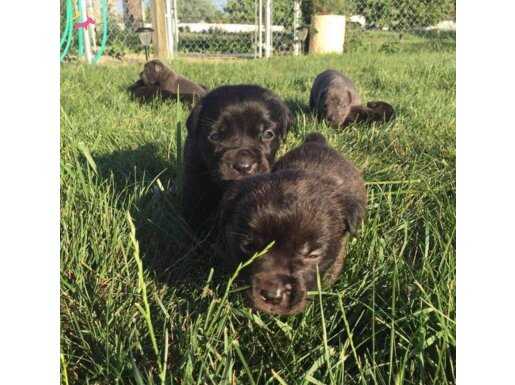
[182,84,293,231]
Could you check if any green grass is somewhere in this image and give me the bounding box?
[60,45,455,384]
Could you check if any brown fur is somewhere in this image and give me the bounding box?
[345,101,396,125]
[127,60,208,105]
[219,133,367,315]
[309,69,395,128]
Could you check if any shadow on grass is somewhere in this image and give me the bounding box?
[285,97,311,117]
[93,143,219,288]
[284,97,318,136]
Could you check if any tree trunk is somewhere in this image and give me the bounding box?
[123,0,144,28]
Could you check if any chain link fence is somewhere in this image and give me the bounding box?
[175,1,256,57]
[171,0,298,58]
[60,0,455,62]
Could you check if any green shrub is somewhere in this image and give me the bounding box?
[348,0,455,30]
[107,19,142,52]
[311,0,347,14]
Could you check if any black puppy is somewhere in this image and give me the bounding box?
[128,60,208,105]
[220,133,367,315]
[182,84,293,230]
[309,69,395,128]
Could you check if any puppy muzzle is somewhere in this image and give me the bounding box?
[249,273,308,315]
[218,148,269,181]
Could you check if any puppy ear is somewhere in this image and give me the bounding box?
[315,89,328,116]
[340,193,366,236]
[345,90,354,105]
[186,102,202,134]
[267,98,293,139]
[283,108,294,138]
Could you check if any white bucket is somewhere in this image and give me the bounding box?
[309,14,346,54]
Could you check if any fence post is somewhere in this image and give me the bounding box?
[264,0,272,58]
[87,0,97,50]
[254,0,258,58]
[78,0,93,63]
[258,0,263,58]
[172,0,178,54]
[164,0,175,58]
[151,0,169,59]
[293,0,301,56]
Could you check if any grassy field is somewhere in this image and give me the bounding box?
[60,42,456,384]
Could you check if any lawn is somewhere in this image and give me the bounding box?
[60,42,456,385]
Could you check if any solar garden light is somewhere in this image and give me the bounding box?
[136,26,154,62]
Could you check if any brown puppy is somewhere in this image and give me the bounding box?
[182,84,293,231]
[220,133,367,315]
[127,79,161,101]
[128,60,208,105]
[309,69,395,128]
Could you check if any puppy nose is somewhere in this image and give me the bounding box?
[258,279,293,305]
[260,288,283,303]
[233,158,255,174]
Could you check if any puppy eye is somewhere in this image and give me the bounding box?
[208,132,221,142]
[241,241,255,254]
[261,129,275,141]
[304,253,322,263]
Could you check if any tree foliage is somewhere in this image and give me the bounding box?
[224,0,293,24]
[349,0,455,29]
[178,0,224,22]
[302,0,456,30]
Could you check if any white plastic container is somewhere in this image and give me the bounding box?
[309,14,346,54]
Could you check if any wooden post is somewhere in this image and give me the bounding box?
[151,0,169,60]
[124,0,144,27]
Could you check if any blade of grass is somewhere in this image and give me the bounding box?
[271,369,289,385]
[127,211,165,384]
[60,353,69,385]
[316,265,335,384]
[233,339,257,385]
[77,141,98,175]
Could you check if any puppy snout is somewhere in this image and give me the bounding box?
[260,281,293,305]
[232,151,257,175]
[251,274,306,314]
